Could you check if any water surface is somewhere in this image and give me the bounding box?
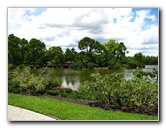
[31,65,158,90]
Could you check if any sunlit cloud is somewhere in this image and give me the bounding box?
[8,8,159,56]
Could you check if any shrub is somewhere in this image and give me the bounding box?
[66,88,73,94]
[79,72,158,112]
[19,64,26,69]
[60,92,68,97]
[47,90,60,96]
[79,72,122,104]
[35,65,40,69]
[68,90,85,99]
[29,65,35,68]
[45,78,61,91]
[10,67,46,95]
[8,82,22,93]
[8,63,14,69]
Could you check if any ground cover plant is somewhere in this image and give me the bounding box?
[8,93,158,120]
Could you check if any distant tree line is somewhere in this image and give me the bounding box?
[8,34,158,69]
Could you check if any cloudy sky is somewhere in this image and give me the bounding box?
[8,8,158,56]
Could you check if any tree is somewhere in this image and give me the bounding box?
[45,46,64,67]
[64,48,77,62]
[20,38,28,64]
[143,56,158,65]
[102,39,128,69]
[78,37,96,53]
[78,37,106,69]
[116,42,128,59]
[103,39,128,60]
[8,34,22,65]
[134,52,143,62]
[26,38,46,67]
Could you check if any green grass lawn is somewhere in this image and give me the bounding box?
[8,93,158,121]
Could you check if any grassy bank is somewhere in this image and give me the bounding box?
[8,93,158,120]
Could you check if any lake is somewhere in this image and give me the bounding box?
[31,65,158,90]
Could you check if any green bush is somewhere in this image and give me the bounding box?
[19,64,26,69]
[66,88,73,94]
[79,72,158,110]
[30,65,35,68]
[8,82,22,93]
[10,67,46,95]
[133,69,158,79]
[35,65,41,69]
[45,78,61,91]
[68,90,85,99]
[79,72,122,103]
[8,63,14,69]
[60,92,68,97]
[119,76,158,109]
[47,90,60,96]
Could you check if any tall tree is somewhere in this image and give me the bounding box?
[78,37,106,68]
[26,38,46,66]
[45,46,64,67]
[78,37,96,53]
[134,52,143,62]
[64,48,76,62]
[103,39,128,69]
[8,34,21,65]
[103,40,128,59]
[20,38,28,64]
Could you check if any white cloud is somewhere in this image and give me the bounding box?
[8,8,158,56]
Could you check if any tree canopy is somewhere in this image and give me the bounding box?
[8,34,158,69]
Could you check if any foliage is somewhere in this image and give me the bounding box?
[68,90,85,99]
[78,37,96,53]
[47,90,60,96]
[26,38,46,66]
[133,69,158,79]
[8,63,14,69]
[8,67,62,95]
[9,68,46,95]
[47,88,73,97]
[8,82,22,93]
[45,78,61,91]
[79,72,158,112]
[72,61,84,69]
[18,64,26,69]
[103,39,128,60]
[45,46,64,67]
[108,59,121,69]
[64,48,76,62]
[8,34,158,69]
[79,72,122,104]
